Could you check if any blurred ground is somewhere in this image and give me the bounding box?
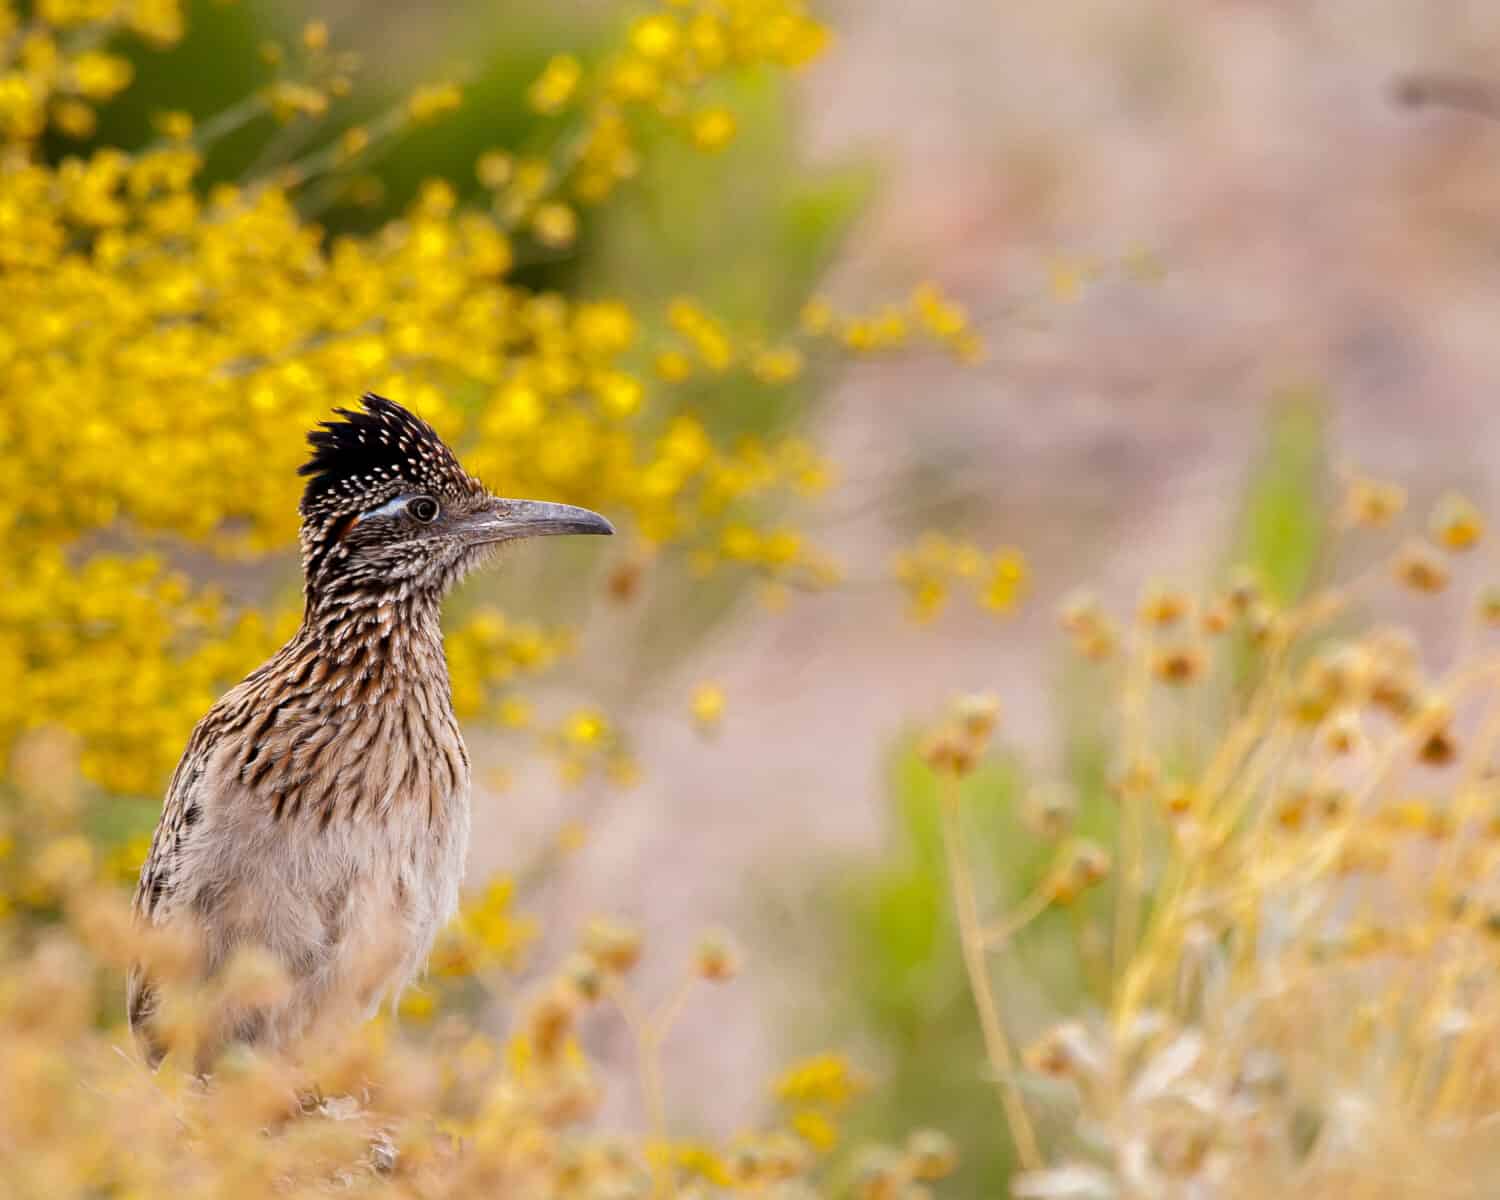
[466,0,1500,1134]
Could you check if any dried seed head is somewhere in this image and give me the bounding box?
[1075,620,1120,662]
[1419,726,1459,767]
[1245,602,1280,648]
[1161,780,1194,819]
[527,986,577,1059]
[1153,644,1206,686]
[919,727,975,778]
[561,953,604,1003]
[851,1147,905,1200]
[1113,751,1160,799]
[1072,842,1112,886]
[583,918,643,974]
[905,1131,959,1181]
[760,1133,810,1180]
[1341,473,1407,528]
[730,1145,768,1186]
[1370,666,1420,721]
[1276,786,1309,831]
[1393,538,1450,594]
[1201,603,1232,636]
[1024,1021,1104,1080]
[951,692,1001,742]
[1226,566,1261,613]
[1023,782,1076,840]
[1321,709,1365,757]
[606,558,644,602]
[1432,491,1484,552]
[1058,589,1102,634]
[1319,785,1352,822]
[1139,584,1193,628]
[694,932,740,982]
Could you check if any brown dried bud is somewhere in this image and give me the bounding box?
[1023,782,1075,840]
[606,558,645,603]
[527,986,577,1059]
[1113,752,1160,799]
[1072,842,1112,886]
[1342,474,1407,528]
[1419,727,1459,767]
[1226,567,1261,614]
[906,1130,959,1181]
[1431,491,1484,552]
[1139,584,1193,628]
[694,933,740,982]
[583,918,643,974]
[1393,538,1450,594]
[1058,589,1102,634]
[1153,644,1205,685]
[1161,780,1194,819]
[1201,603,1232,636]
[561,953,604,1003]
[1075,621,1120,662]
[919,727,975,777]
[1320,709,1365,757]
[951,692,1001,742]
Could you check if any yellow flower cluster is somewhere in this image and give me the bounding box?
[0,0,889,798]
[893,533,1028,622]
[0,0,181,141]
[521,0,827,201]
[425,875,538,980]
[801,282,986,363]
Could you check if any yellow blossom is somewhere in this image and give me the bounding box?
[691,683,725,731]
[529,54,583,114]
[689,106,737,151]
[407,82,463,123]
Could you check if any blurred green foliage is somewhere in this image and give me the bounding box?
[1231,387,1329,606]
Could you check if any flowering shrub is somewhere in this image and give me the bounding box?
[0,0,1002,799]
[923,475,1500,1197]
[0,1,1002,1195]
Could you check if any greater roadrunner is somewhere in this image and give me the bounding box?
[128,393,612,1067]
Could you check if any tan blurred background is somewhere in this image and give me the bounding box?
[459,0,1500,1138]
[94,0,1500,1180]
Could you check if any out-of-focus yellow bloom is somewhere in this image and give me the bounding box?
[407,82,463,123]
[630,13,682,60]
[301,20,328,51]
[532,201,577,248]
[691,683,725,732]
[689,106,737,151]
[895,535,1027,623]
[529,54,583,114]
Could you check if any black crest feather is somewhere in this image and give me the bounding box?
[299,394,471,519]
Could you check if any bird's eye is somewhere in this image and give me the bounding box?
[408,496,440,523]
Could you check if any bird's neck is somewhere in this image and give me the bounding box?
[296,587,449,692]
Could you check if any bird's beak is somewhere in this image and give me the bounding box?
[459,498,615,545]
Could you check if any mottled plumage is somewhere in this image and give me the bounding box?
[129,394,612,1067]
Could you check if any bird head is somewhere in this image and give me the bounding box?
[297,393,612,611]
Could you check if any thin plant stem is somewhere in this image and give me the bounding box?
[1113,622,1153,991]
[610,981,673,1197]
[937,775,1043,1170]
[982,879,1055,949]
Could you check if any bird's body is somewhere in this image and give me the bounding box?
[129,394,611,1067]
